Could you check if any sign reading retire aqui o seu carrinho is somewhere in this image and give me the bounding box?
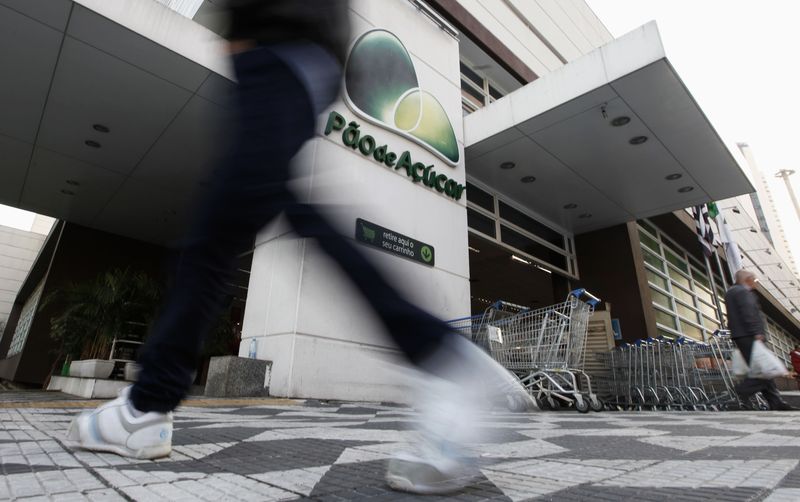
[355,218,435,267]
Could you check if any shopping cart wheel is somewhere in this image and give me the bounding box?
[575,397,590,414]
[590,397,604,412]
[547,397,560,411]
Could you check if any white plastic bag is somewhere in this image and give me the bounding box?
[748,340,788,379]
[731,349,749,377]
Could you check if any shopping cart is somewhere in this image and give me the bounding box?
[597,330,766,411]
[483,289,602,413]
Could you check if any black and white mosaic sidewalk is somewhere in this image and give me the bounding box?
[3,394,800,501]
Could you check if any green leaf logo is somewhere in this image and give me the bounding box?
[420,245,433,263]
[344,29,460,165]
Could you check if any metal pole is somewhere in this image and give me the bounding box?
[776,169,800,222]
[714,252,729,291]
[705,253,726,331]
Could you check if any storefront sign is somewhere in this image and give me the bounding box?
[355,218,435,266]
[325,111,465,201]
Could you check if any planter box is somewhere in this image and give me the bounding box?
[205,356,271,397]
[68,359,114,379]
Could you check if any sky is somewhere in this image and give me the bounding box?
[585,0,800,270]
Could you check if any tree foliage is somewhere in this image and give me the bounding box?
[43,268,162,361]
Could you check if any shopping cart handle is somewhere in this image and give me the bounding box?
[569,288,601,307]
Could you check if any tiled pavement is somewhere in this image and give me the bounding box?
[3,392,800,501]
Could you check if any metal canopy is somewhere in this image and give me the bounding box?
[0,0,232,245]
[464,21,754,235]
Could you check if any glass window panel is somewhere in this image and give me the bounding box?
[498,202,565,248]
[638,220,658,237]
[461,81,484,108]
[650,287,673,310]
[676,301,699,322]
[664,248,689,274]
[698,301,718,319]
[668,267,691,289]
[638,230,660,254]
[695,286,713,305]
[642,248,664,271]
[679,321,703,341]
[465,182,494,212]
[488,84,503,100]
[646,269,668,290]
[654,308,678,330]
[703,316,721,332]
[460,62,483,88]
[692,267,710,289]
[672,285,694,305]
[467,208,496,238]
[500,226,567,270]
[662,237,685,261]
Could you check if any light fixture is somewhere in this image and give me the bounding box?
[678,186,694,193]
[92,124,110,133]
[563,203,578,209]
[60,189,75,196]
[520,176,536,183]
[534,265,552,274]
[665,173,682,181]
[84,140,101,148]
[611,116,631,127]
[629,136,648,145]
[732,207,741,214]
[578,213,592,219]
[468,246,481,253]
[500,161,515,170]
[511,255,531,265]
[65,180,80,186]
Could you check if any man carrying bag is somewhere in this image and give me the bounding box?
[726,270,794,410]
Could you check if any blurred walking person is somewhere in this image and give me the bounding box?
[66,0,534,494]
[726,270,793,410]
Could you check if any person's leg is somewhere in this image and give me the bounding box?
[67,46,320,458]
[733,336,763,405]
[130,47,318,412]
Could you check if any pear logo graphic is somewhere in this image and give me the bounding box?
[344,29,460,166]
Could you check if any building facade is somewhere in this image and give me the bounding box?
[1,0,798,396]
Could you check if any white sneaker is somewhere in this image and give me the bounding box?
[386,335,536,494]
[66,387,172,460]
[386,450,480,495]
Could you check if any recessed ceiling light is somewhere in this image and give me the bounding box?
[578,213,592,219]
[611,116,631,127]
[520,176,536,183]
[500,161,515,170]
[563,203,578,209]
[60,189,75,196]
[65,180,80,186]
[629,136,648,145]
[665,173,682,181]
[92,124,110,133]
[85,140,101,148]
[678,186,694,193]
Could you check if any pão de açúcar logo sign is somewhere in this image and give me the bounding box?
[343,29,460,166]
[324,111,465,201]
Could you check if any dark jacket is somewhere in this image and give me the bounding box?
[226,0,351,63]
[724,284,765,339]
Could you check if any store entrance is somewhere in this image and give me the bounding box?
[468,233,570,315]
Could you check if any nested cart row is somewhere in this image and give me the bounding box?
[595,331,764,411]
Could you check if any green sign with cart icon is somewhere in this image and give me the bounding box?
[355,218,435,267]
